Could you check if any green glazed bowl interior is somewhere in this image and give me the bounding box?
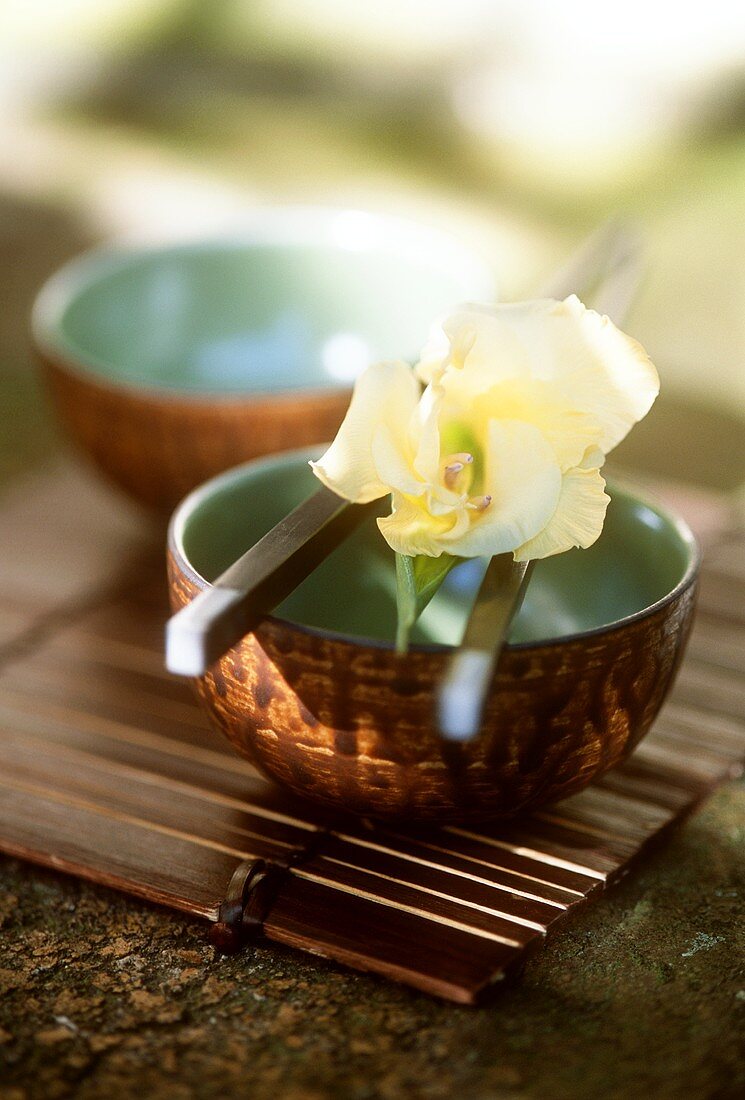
[33,210,495,397]
[174,450,698,649]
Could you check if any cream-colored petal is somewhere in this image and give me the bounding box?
[443,419,561,557]
[514,465,609,561]
[420,297,658,457]
[417,303,531,386]
[310,360,420,503]
[377,494,458,557]
[532,407,602,470]
[580,444,605,469]
[371,423,425,498]
[415,324,449,385]
[412,381,443,483]
[427,487,466,515]
[499,296,659,453]
[459,378,602,472]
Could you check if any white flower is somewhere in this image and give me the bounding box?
[311,296,659,560]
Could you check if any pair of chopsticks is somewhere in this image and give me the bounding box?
[166,221,643,740]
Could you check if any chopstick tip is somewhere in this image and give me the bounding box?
[165,586,247,677]
[165,620,210,677]
[437,649,493,742]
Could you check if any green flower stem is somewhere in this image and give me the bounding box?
[395,550,461,654]
[395,553,417,654]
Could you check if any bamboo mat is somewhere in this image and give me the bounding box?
[0,462,743,1003]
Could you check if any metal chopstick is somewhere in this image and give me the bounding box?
[437,228,645,741]
[166,486,372,676]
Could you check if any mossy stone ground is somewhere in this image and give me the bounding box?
[0,783,743,1100]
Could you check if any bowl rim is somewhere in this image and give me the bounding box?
[30,205,496,403]
[168,446,702,654]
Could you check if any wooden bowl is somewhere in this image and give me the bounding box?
[32,210,494,511]
[167,450,700,824]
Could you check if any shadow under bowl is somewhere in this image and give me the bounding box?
[32,209,494,510]
[168,449,700,824]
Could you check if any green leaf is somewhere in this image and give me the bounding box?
[395,551,461,653]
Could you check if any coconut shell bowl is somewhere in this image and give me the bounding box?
[32,209,494,511]
[167,448,700,825]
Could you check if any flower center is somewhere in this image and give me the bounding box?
[442,451,473,491]
[440,451,491,515]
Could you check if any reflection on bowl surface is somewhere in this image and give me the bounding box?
[168,450,700,823]
[33,209,494,509]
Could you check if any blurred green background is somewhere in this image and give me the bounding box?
[1,0,743,493]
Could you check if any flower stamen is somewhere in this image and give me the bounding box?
[442,452,474,490]
[467,494,492,512]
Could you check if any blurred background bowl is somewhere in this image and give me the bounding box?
[167,449,700,824]
[32,209,495,510]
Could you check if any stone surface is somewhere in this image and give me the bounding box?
[0,781,743,1100]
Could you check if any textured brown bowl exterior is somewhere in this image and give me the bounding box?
[168,546,698,824]
[39,352,350,511]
